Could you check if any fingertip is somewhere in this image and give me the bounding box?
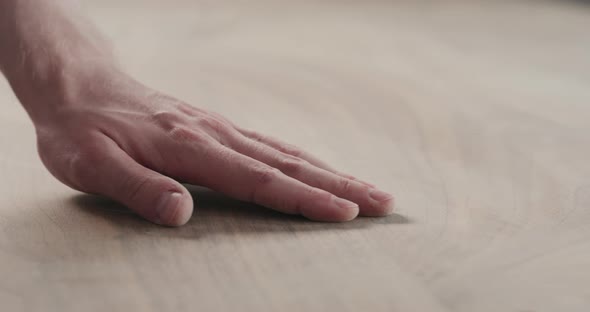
[363,189,395,216]
[375,197,395,216]
[154,190,194,226]
[333,197,360,221]
[301,195,359,222]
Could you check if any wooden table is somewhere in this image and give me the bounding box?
[2,1,590,311]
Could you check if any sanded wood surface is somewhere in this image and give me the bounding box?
[2,1,590,311]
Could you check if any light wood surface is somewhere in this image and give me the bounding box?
[2,1,590,311]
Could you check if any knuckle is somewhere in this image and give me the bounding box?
[169,127,208,143]
[247,131,264,142]
[197,117,231,136]
[209,112,235,127]
[177,103,199,116]
[150,110,183,131]
[123,174,175,203]
[125,175,152,203]
[247,167,281,205]
[337,178,354,193]
[278,156,307,175]
[252,167,281,185]
[276,143,303,157]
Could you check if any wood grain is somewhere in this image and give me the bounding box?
[2,0,590,311]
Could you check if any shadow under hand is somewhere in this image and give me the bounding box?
[71,185,410,238]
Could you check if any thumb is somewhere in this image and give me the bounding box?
[76,136,194,226]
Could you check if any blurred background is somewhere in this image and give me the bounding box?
[1,1,590,311]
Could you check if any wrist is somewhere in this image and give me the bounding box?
[0,0,119,125]
[9,55,120,123]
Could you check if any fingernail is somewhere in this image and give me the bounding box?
[155,191,183,224]
[333,197,359,219]
[369,189,394,203]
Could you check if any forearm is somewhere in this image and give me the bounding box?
[0,0,116,121]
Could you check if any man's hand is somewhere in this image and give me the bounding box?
[0,0,393,226]
[35,69,394,225]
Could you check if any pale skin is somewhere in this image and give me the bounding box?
[0,0,394,226]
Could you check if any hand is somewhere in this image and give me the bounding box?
[0,0,393,226]
[33,69,394,226]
